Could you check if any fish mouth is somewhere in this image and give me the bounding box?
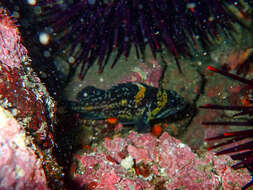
[63,100,82,112]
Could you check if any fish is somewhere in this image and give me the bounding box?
[66,82,187,132]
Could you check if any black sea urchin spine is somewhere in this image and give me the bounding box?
[200,66,253,190]
[36,0,240,79]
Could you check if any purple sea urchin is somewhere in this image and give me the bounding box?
[200,66,253,189]
[34,0,242,79]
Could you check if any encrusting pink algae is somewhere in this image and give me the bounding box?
[73,131,250,189]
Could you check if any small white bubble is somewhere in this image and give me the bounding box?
[33,6,41,15]
[26,0,37,6]
[39,32,50,45]
[99,77,104,82]
[208,16,214,22]
[186,2,196,9]
[197,61,202,66]
[43,50,50,58]
[68,56,75,64]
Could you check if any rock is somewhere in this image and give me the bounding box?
[72,131,251,189]
[0,8,64,189]
[0,106,48,190]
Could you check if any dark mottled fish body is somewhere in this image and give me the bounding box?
[67,82,187,131]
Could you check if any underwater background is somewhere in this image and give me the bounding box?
[0,0,253,189]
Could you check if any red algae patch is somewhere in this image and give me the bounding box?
[72,131,250,189]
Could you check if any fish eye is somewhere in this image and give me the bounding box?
[78,86,104,101]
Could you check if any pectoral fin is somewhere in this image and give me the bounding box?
[137,111,151,132]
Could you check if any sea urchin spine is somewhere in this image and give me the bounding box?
[36,0,241,79]
[200,66,253,189]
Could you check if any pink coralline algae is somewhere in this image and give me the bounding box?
[119,59,162,88]
[0,9,27,69]
[0,106,47,190]
[73,132,251,190]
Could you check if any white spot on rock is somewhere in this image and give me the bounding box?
[120,156,134,170]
